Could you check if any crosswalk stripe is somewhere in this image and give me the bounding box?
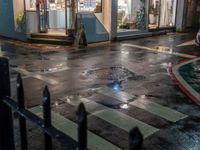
[11,67,59,85]
[97,86,187,123]
[96,86,136,103]
[130,99,187,122]
[29,106,122,150]
[63,96,159,138]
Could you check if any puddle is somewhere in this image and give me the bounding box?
[83,66,145,83]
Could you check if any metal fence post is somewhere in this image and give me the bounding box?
[129,127,143,150]
[43,86,52,150]
[0,57,15,150]
[17,73,28,150]
[77,103,87,150]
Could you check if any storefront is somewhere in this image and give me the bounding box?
[148,0,177,30]
[10,0,109,43]
[0,0,187,43]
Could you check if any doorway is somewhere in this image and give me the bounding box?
[36,0,75,35]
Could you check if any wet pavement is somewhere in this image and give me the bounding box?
[1,32,200,150]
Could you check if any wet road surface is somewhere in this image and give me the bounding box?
[1,33,200,150]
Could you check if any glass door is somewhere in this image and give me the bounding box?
[148,0,177,29]
[37,0,48,33]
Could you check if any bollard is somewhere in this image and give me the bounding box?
[77,103,87,150]
[43,86,52,150]
[17,73,28,150]
[0,57,15,150]
[129,127,143,150]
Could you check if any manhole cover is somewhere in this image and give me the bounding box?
[83,66,145,82]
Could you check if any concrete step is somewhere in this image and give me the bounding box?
[116,32,152,41]
[28,37,74,46]
[30,33,69,40]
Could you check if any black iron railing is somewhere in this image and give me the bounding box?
[0,57,143,150]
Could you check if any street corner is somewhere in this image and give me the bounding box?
[169,57,200,106]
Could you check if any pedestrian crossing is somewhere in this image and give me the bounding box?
[62,95,159,138]
[130,99,187,122]
[30,106,121,150]
[95,86,187,123]
[29,86,188,149]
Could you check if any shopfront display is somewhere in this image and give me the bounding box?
[78,0,102,13]
[148,0,177,29]
[117,0,146,32]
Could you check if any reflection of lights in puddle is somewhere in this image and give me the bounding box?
[140,95,146,99]
[57,64,63,67]
[110,82,123,91]
[121,51,129,55]
[55,101,59,106]
[161,62,172,68]
[155,46,170,52]
[120,104,129,109]
[66,98,71,103]
[169,48,173,53]
[48,68,58,72]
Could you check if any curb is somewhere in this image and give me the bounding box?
[168,57,200,106]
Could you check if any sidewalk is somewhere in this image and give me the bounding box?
[169,57,200,106]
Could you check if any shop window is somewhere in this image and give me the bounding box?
[117,0,146,32]
[78,0,102,13]
[13,0,25,32]
[148,0,177,29]
[25,0,37,10]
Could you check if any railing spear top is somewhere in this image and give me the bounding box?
[17,73,25,108]
[43,86,50,102]
[129,127,143,150]
[17,73,23,87]
[77,103,86,120]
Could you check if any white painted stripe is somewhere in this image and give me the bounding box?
[122,43,195,58]
[130,99,187,122]
[63,96,159,138]
[29,106,121,150]
[172,58,200,102]
[176,40,195,47]
[10,76,30,82]
[38,66,70,75]
[11,67,59,85]
[96,86,136,103]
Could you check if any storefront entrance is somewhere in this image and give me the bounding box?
[25,0,76,35]
[148,0,177,29]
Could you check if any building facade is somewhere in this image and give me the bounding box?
[0,0,199,43]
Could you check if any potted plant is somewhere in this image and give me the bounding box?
[149,5,156,25]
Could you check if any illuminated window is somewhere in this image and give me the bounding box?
[117,0,146,32]
[78,0,102,13]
